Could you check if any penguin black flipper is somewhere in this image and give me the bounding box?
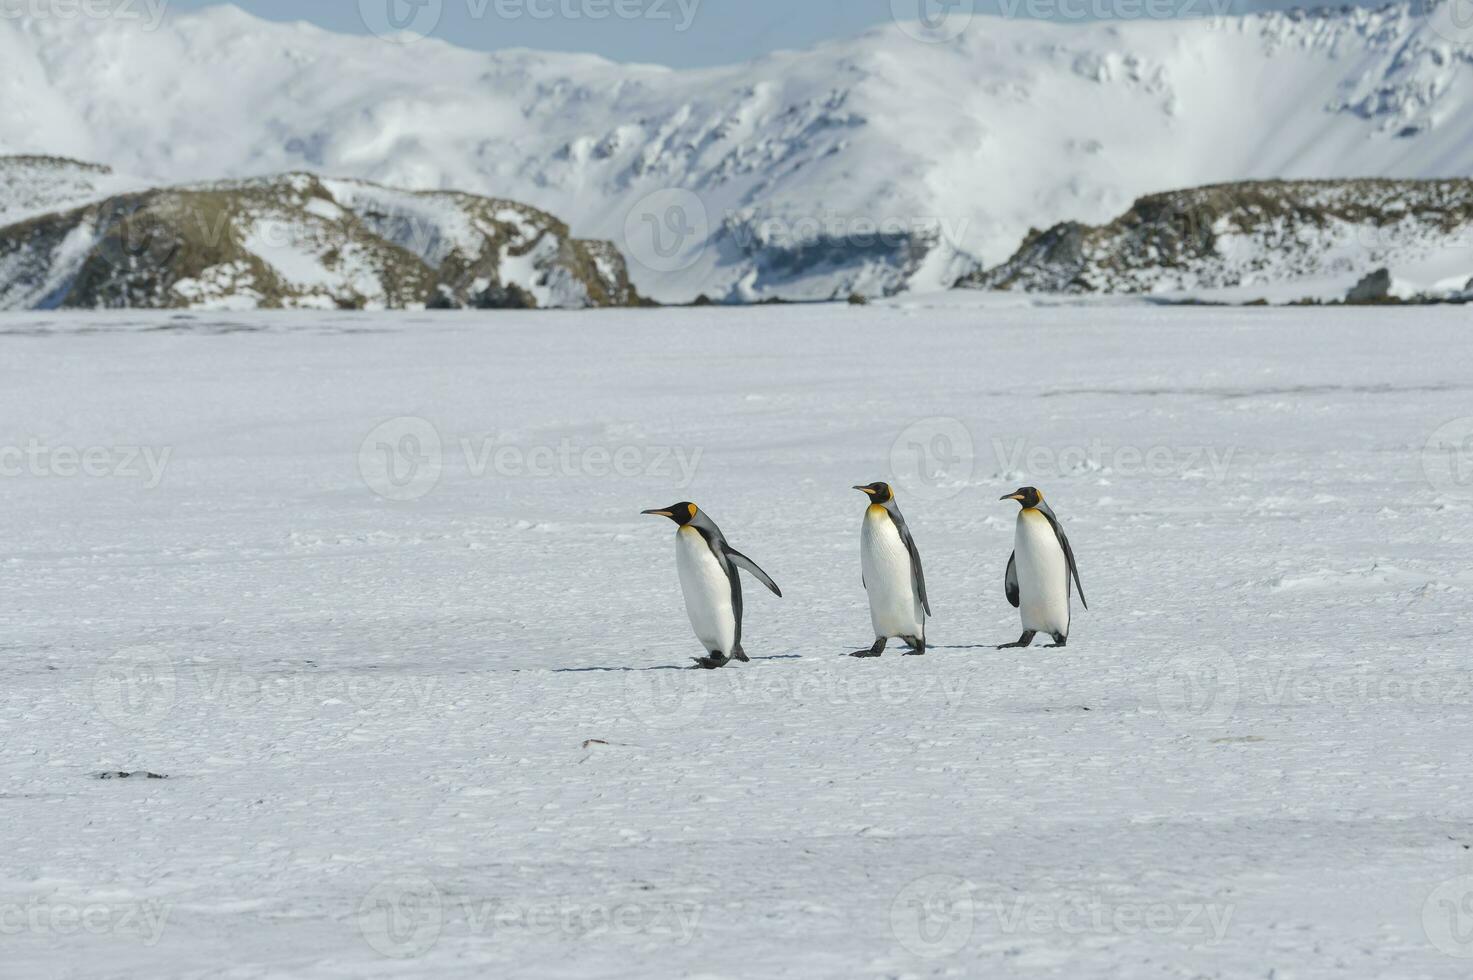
[723,547,782,598]
[728,561,745,655]
[887,507,931,617]
[1005,552,1020,608]
[1038,504,1086,610]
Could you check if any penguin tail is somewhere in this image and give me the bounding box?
[732,645,750,663]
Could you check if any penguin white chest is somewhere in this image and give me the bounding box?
[675,527,736,654]
[861,506,923,638]
[1014,509,1070,635]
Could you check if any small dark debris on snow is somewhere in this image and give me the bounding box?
[94,771,168,780]
[582,740,610,749]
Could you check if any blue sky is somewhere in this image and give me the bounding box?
[170,0,1333,68]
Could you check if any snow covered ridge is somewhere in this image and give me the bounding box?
[0,154,148,227]
[0,167,645,310]
[959,178,1473,304]
[5,3,1473,302]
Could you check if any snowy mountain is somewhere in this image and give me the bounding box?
[2,3,1473,301]
[0,165,643,310]
[961,178,1473,301]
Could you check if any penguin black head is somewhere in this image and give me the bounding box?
[853,482,894,505]
[1000,486,1043,509]
[642,502,698,526]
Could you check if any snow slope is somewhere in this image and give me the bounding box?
[0,155,148,227]
[3,3,1473,301]
[2,299,1472,976]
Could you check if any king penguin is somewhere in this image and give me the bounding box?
[852,482,931,657]
[998,487,1086,649]
[642,502,782,669]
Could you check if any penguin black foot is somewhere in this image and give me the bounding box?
[903,635,926,656]
[850,638,887,658]
[997,631,1037,650]
[693,653,730,670]
[1045,634,1068,649]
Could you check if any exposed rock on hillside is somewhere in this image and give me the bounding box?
[959,179,1473,301]
[0,169,643,311]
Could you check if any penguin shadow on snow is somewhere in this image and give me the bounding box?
[553,663,687,674]
[553,654,803,673]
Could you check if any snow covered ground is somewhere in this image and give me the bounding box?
[6,2,1473,300]
[3,296,1472,978]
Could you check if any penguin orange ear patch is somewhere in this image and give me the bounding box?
[687,503,698,519]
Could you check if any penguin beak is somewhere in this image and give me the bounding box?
[853,485,876,495]
[1000,493,1023,502]
[641,509,675,518]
